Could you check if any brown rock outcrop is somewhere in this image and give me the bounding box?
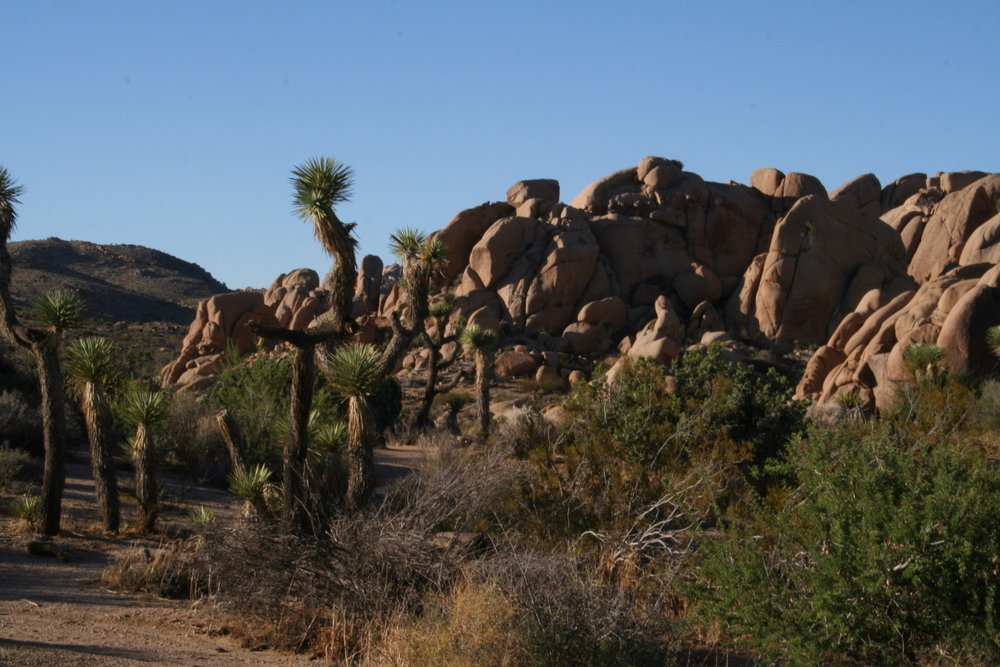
[161,291,277,390]
[795,263,1000,411]
[731,195,909,345]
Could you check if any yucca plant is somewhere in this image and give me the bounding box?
[459,323,500,438]
[65,337,121,532]
[311,419,347,457]
[986,325,1000,362]
[10,494,40,529]
[120,387,167,532]
[32,290,84,331]
[291,157,357,331]
[228,463,276,517]
[903,342,944,383]
[326,343,382,510]
[186,506,216,534]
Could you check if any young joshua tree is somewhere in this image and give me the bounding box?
[251,157,358,530]
[413,294,464,428]
[65,337,122,533]
[376,229,448,377]
[121,387,167,533]
[459,323,500,438]
[325,343,382,510]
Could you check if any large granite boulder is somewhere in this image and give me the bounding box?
[731,195,909,345]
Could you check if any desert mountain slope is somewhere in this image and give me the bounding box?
[9,238,228,324]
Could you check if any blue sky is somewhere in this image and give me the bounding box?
[4,1,998,289]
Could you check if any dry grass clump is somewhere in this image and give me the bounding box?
[380,549,671,666]
[102,538,208,599]
[202,434,526,660]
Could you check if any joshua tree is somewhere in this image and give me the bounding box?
[413,294,464,428]
[0,168,86,535]
[903,343,944,384]
[459,323,500,438]
[325,343,382,510]
[65,337,121,532]
[377,229,448,377]
[251,157,357,530]
[120,387,167,532]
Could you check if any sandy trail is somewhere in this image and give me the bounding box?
[0,445,425,665]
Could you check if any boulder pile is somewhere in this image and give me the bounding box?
[162,158,999,413]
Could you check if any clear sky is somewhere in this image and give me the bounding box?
[4,1,998,289]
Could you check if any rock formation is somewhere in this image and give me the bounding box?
[163,157,999,414]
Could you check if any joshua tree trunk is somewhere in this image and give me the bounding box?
[345,396,375,510]
[283,343,315,530]
[475,351,492,437]
[415,344,441,428]
[83,382,119,533]
[34,338,67,536]
[216,409,247,472]
[133,423,158,532]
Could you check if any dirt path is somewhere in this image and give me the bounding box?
[0,445,426,665]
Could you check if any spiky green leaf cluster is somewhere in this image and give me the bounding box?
[0,166,24,241]
[429,293,456,320]
[312,419,347,454]
[10,494,39,523]
[65,337,120,388]
[290,157,356,258]
[31,289,84,331]
[986,325,1000,360]
[903,342,943,378]
[459,323,499,353]
[120,387,168,427]
[228,463,274,503]
[186,506,216,534]
[325,343,383,399]
[388,227,427,260]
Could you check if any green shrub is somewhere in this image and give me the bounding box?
[514,347,805,542]
[692,411,1000,663]
[0,443,37,488]
[164,391,226,479]
[209,351,342,469]
[0,390,43,456]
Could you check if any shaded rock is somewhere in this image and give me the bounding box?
[495,350,538,378]
[432,201,515,283]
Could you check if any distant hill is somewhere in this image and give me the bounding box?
[8,238,228,325]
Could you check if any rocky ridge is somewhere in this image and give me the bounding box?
[162,159,1000,414]
[9,238,227,325]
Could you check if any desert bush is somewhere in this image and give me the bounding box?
[514,348,804,544]
[471,549,669,666]
[691,398,1000,664]
[382,550,670,666]
[380,578,524,665]
[209,350,355,477]
[163,391,226,479]
[0,443,37,488]
[492,406,555,459]
[200,435,524,659]
[0,390,43,455]
[102,539,208,599]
